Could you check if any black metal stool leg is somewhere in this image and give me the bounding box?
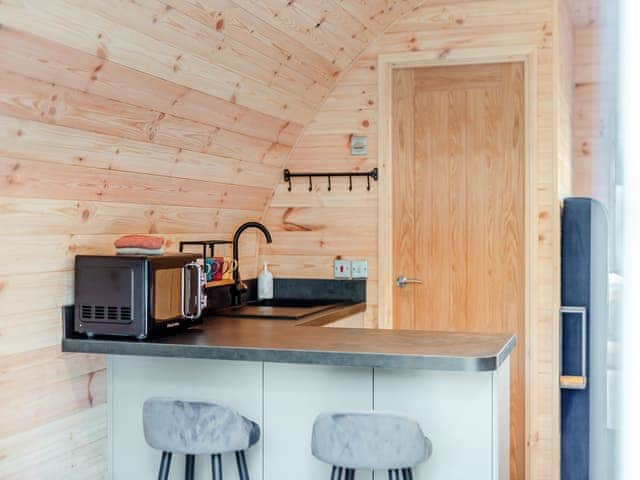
[158,451,172,480]
[211,453,223,480]
[185,454,195,480]
[388,470,400,480]
[401,468,414,480]
[345,468,355,480]
[235,451,249,480]
[331,466,344,480]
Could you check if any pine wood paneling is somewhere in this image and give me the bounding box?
[0,27,303,146]
[0,0,316,123]
[0,197,258,236]
[0,157,271,210]
[0,405,107,479]
[164,0,340,87]
[570,0,618,208]
[0,116,283,187]
[65,0,328,103]
[0,2,430,476]
[0,70,291,166]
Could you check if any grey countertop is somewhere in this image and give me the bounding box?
[62,303,515,371]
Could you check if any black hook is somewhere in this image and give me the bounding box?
[348,175,353,191]
[308,175,313,192]
[284,169,292,191]
[327,175,331,191]
[367,175,371,191]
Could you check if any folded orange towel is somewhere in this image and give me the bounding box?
[114,235,164,250]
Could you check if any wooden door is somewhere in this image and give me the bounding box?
[391,62,525,480]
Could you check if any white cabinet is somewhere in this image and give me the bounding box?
[263,362,373,479]
[373,361,509,480]
[109,356,263,480]
[108,357,509,480]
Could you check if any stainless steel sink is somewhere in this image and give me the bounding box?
[215,299,342,319]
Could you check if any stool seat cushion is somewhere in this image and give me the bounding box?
[311,412,432,470]
[143,398,260,455]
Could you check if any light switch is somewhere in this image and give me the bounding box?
[334,259,351,279]
[351,260,368,279]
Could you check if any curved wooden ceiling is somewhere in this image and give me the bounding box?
[1,0,425,147]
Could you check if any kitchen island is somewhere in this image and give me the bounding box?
[62,305,514,480]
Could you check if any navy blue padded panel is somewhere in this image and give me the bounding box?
[561,197,609,480]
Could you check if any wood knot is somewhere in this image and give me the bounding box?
[216,18,224,30]
[361,120,370,128]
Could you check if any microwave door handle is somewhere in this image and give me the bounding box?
[181,262,203,320]
[181,265,187,319]
[191,262,203,318]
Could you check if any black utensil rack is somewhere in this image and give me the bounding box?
[283,168,378,192]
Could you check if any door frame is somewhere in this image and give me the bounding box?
[377,46,539,477]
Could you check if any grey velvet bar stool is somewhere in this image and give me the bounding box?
[143,397,260,480]
[311,412,432,479]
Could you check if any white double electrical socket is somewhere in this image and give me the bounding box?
[334,259,351,279]
[351,260,368,279]
[333,259,368,279]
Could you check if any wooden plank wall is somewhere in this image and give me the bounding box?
[570,0,619,209]
[557,0,574,198]
[0,1,426,477]
[261,1,566,479]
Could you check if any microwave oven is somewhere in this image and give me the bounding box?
[74,254,206,339]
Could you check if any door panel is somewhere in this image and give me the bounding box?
[391,62,525,480]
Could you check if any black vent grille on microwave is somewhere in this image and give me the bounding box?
[120,307,132,321]
[94,305,105,320]
[81,305,92,319]
[80,305,132,322]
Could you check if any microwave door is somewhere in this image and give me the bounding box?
[152,268,183,321]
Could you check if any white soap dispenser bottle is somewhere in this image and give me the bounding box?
[258,262,274,300]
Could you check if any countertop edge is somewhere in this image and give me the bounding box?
[61,304,516,372]
[62,337,508,372]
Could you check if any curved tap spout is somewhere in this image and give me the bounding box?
[231,222,273,305]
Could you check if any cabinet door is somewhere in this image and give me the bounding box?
[374,368,494,480]
[109,355,262,480]
[263,362,373,479]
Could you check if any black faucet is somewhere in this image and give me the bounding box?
[230,221,273,306]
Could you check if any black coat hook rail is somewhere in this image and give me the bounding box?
[283,168,378,192]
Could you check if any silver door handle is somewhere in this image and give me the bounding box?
[396,275,423,288]
[181,262,203,319]
[559,306,587,390]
